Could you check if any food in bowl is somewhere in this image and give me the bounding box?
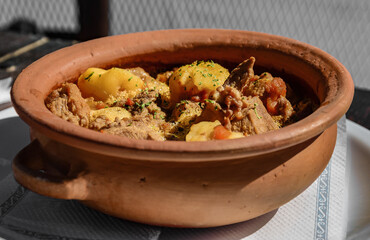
[45,57,316,141]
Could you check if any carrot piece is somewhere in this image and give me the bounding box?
[126,98,134,106]
[212,125,231,140]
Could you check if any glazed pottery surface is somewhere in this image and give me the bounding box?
[11,29,353,227]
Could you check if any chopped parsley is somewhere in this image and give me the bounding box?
[198,102,205,109]
[84,72,94,81]
[135,101,151,109]
[204,99,216,104]
[175,100,189,109]
[254,103,262,119]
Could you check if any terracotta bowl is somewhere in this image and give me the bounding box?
[11,29,353,228]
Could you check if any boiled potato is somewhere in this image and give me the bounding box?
[186,120,244,142]
[78,67,144,101]
[186,120,221,142]
[77,68,107,99]
[169,61,229,104]
[90,107,131,122]
[229,132,244,139]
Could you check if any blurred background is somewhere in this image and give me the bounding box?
[0,0,369,126]
[1,0,370,86]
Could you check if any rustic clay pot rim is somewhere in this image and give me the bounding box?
[11,29,353,161]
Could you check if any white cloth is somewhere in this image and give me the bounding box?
[0,77,12,105]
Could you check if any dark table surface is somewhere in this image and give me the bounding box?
[0,30,369,130]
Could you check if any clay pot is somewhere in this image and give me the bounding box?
[11,29,353,228]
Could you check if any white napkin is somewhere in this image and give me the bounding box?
[239,116,348,240]
[0,77,12,105]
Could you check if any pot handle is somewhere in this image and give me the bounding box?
[12,140,87,200]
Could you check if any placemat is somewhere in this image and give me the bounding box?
[0,116,348,240]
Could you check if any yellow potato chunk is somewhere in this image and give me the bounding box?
[90,107,131,122]
[78,67,144,101]
[169,61,229,104]
[186,120,221,142]
[185,120,244,141]
[229,132,245,139]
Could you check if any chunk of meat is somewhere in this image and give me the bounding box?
[172,100,202,125]
[89,115,112,130]
[156,70,173,84]
[223,57,255,89]
[208,85,250,128]
[198,93,278,136]
[238,69,294,125]
[167,100,203,140]
[195,100,224,124]
[129,90,167,120]
[102,116,166,141]
[46,83,90,127]
[231,97,279,135]
[103,124,164,141]
[242,72,273,97]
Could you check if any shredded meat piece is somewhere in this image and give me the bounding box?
[102,116,166,141]
[242,72,273,97]
[223,60,294,126]
[230,97,279,135]
[276,96,294,121]
[209,85,249,129]
[129,90,166,120]
[156,70,173,84]
[194,101,224,124]
[89,115,112,130]
[168,100,203,140]
[223,57,255,89]
[204,86,279,135]
[46,83,90,127]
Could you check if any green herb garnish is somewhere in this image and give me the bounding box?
[254,103,262,119]
[204,99,216,104]
[85,72,94,81]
